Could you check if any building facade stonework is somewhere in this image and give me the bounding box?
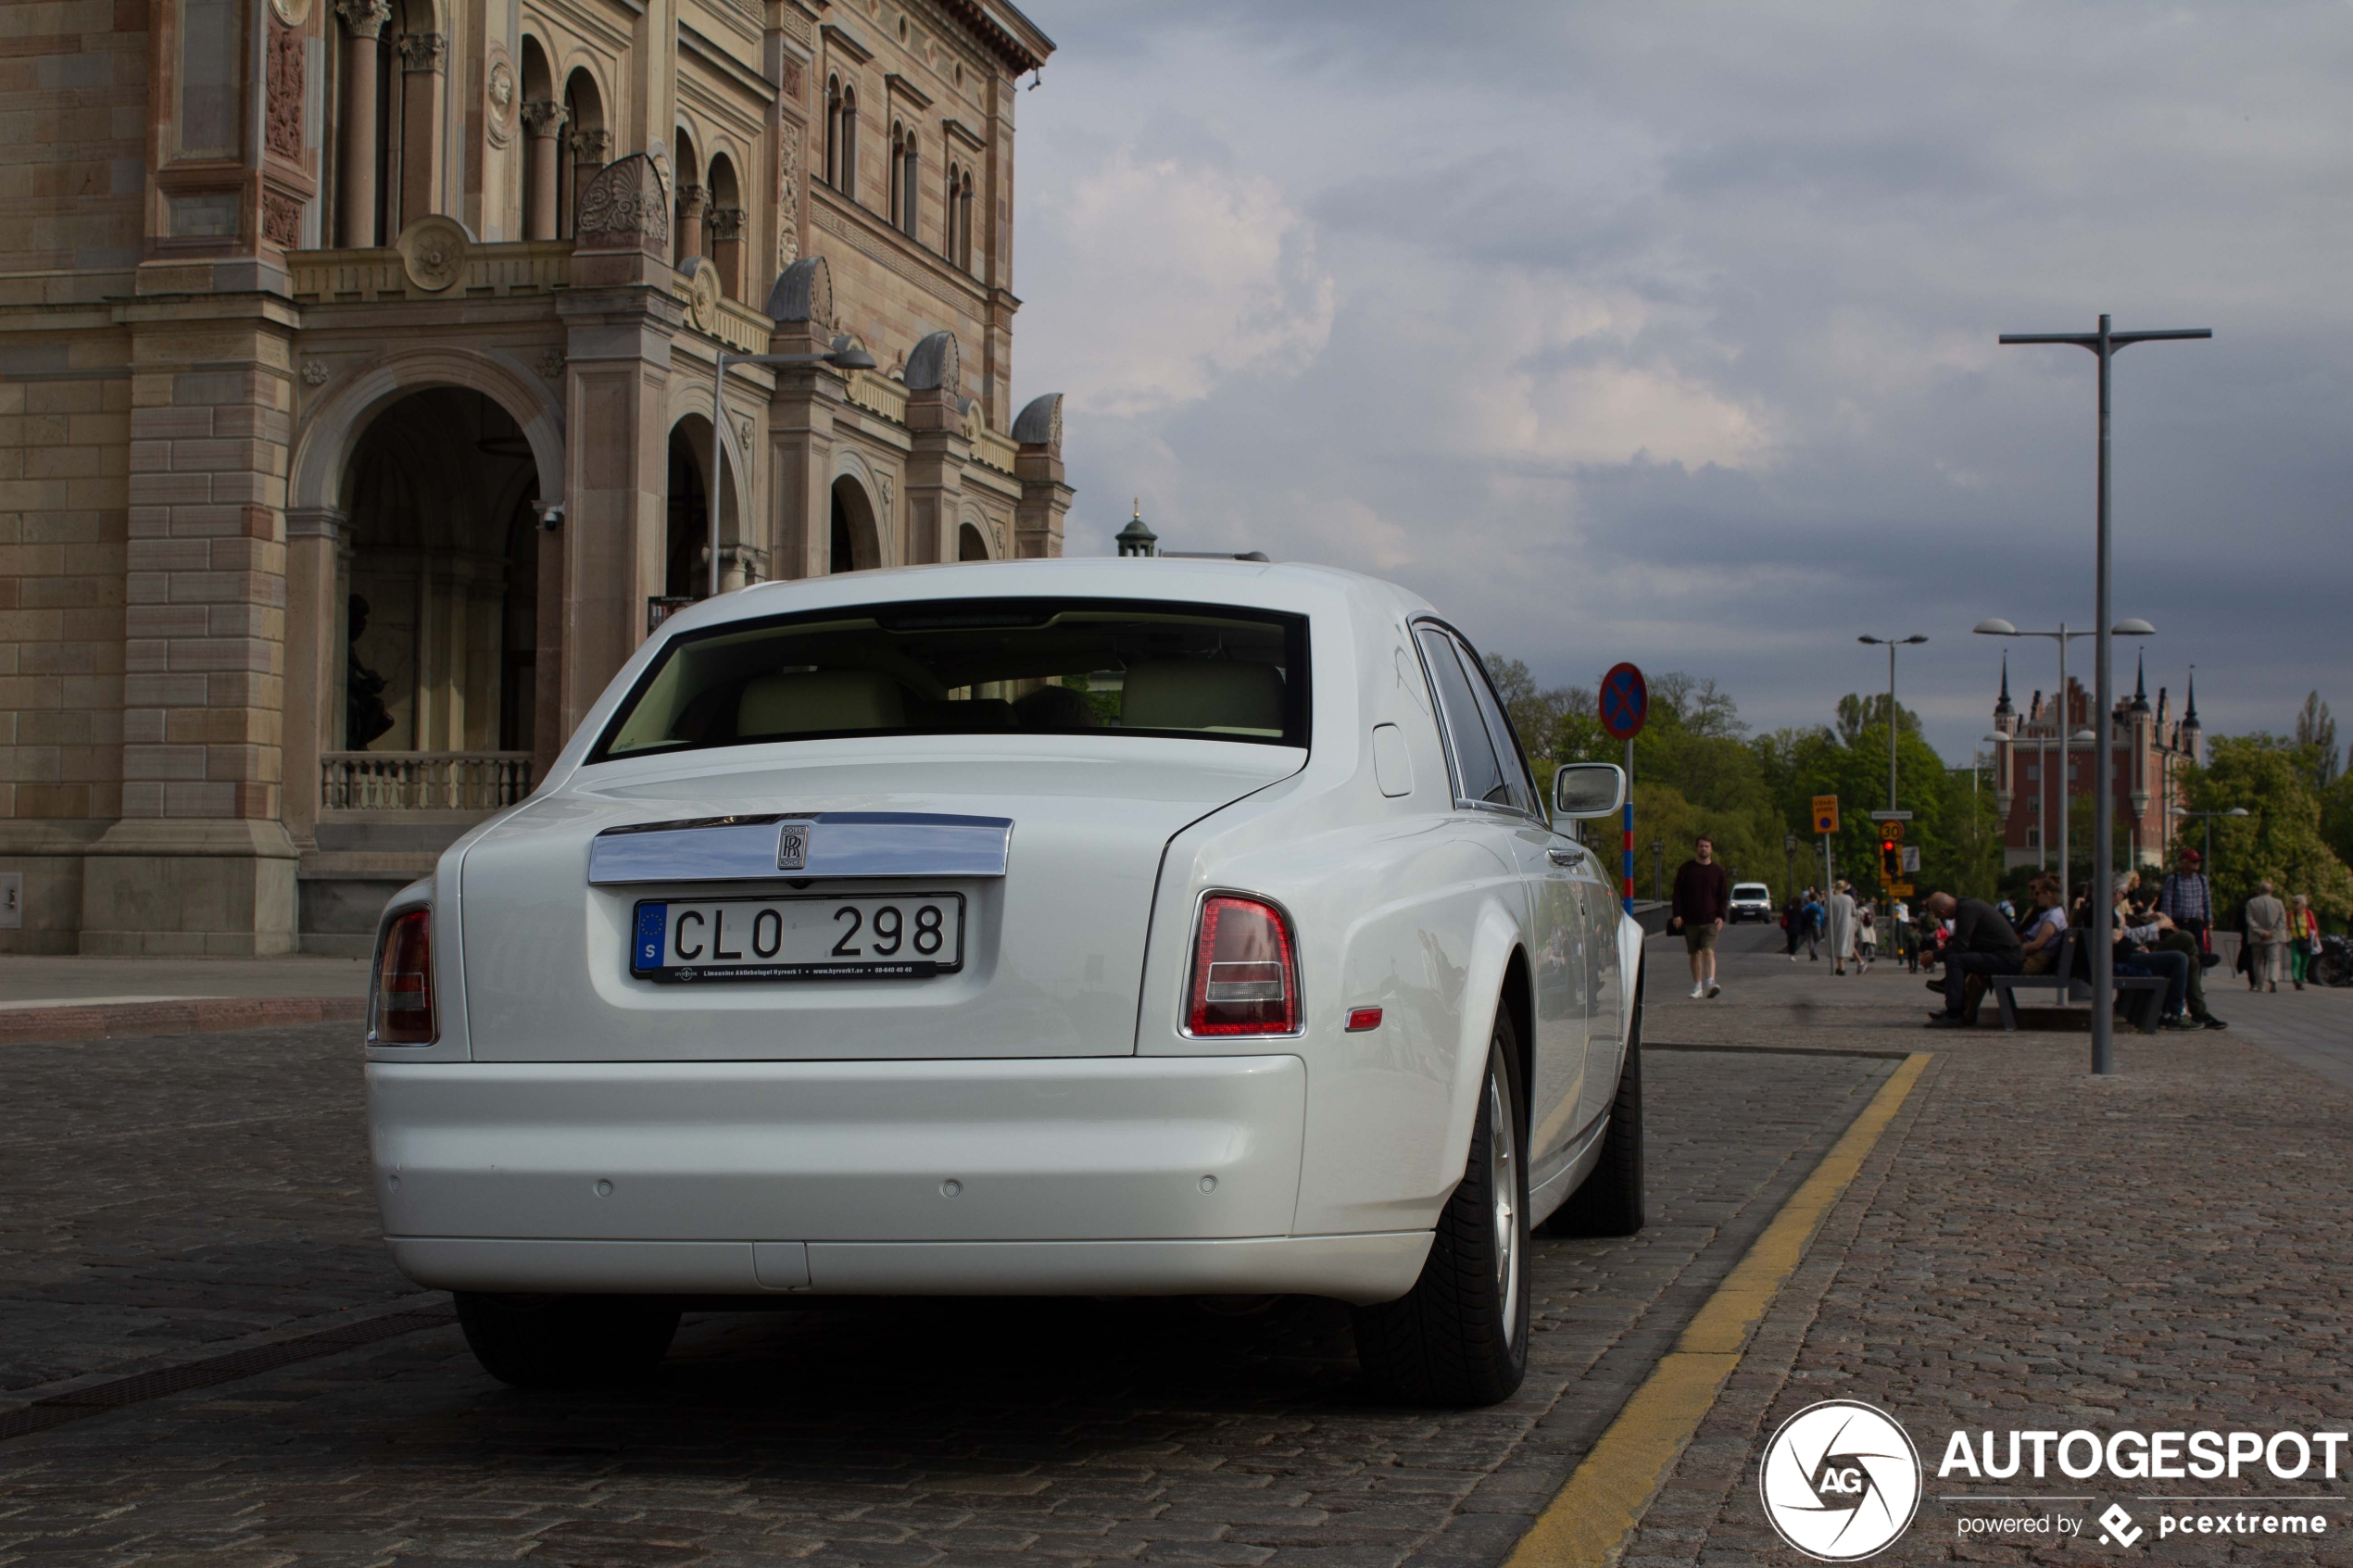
[0,0,1070,955]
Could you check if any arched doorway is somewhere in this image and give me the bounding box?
[829,474,880,572]
[339,387,540,760]
[957,521,989,561]
[666,415,747,597]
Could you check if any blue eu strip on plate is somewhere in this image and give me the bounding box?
[634,902,667,971]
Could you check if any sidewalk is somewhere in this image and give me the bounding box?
[1614,924,2353,1563]
[0,955,371,1041]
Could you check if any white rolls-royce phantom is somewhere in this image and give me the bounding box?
[364,559,1645,1407]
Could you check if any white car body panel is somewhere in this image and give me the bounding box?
[363,558,1640,1303]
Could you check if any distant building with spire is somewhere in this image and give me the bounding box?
[1985,659,2198,873]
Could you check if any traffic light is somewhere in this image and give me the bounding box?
[1881,838,1901,881]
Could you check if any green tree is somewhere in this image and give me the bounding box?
[2183,736,2353,922]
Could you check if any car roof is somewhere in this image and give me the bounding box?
[649,558,1439,640]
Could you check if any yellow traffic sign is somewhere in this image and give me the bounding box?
[1811,795,1840,835]
[1891,881,1915,897]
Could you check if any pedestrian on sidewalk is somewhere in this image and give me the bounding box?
[1829,881,1857,975]
[2246,881,2287,993]
[2157,847,2214,955]
[1796,888,1824,961]
[1921,889,2023,1029]
[2290,894,2320,990]
[1668,834,1730,999]
[1781,894,1805,959]
[1856,906,1877,972]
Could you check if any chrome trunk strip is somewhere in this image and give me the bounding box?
[588,812,1013,884]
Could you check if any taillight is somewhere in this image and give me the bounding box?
[372,909,436,1044]
[1187,894,1300,1035]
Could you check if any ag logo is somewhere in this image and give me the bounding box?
[1758,1399,1922,1561]
[776,821,812,872]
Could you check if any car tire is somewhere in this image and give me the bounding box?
[1353,1009,1529,1408]
[1542,977,1645,1238]
[453,1292,681,1389]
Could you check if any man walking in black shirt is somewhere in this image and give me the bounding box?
[1670,834,1732,999]
[1920,889,2024,1028]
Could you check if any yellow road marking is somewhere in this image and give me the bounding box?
[1504,1050,1932,1568]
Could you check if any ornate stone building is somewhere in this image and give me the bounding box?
[0,0,1071,954]
[1986,656,2198,874]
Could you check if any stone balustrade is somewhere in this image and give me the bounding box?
[321,751,535,811]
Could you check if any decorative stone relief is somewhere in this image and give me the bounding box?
[519,100,569,142]
[261,188,303,248]
[683,256,721,332]
[708,207,747,244]
[394,31,443,71]
[764,254,831,328]
[484,50,516,148]
[904,331,961,393]
[536,348,565,381]
[271,0,311,24]
[575,154,670,248]
[1012,391,1064,455]
[302,359,331,386]
[265,18,304,159]
[775,119,801,270]
[569,126,610,168]
[395,214,469,292]
[734,414,754,455]
[781,57,805,101]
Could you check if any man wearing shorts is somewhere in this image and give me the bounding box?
[1669,834,1731,998]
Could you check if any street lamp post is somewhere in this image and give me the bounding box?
[1857,634,1927,815]
[707,343,878,597]
[1997,315,2209,1075]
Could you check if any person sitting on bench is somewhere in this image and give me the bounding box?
[2018,875,2068,975]
[2076,873,2197,1031]
[1923,890,2024,1029]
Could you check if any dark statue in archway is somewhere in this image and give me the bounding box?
[346,594,396,750]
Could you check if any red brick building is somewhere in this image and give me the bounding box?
[1986,655,2200,874]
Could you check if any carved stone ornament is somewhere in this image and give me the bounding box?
[574,153,670,251]
[734,414,754,454]
[333,0,388,39]
[271,0,311,25]
[775,119,801,270]
[1012,391,1064,455]
[395,31,444,71]
[395,214,470,293]
[537,347,565,381]
[904,330,961,394]
[261,188,304,249]
[484,51,516,147]
[682,255,721,332]
[708,207,747,243]
[265,18,305,159]
[302,359,332,386]
[519,100,569,141]
[763,255,832,329]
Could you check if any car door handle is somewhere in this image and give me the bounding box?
[1548,846,1586,867]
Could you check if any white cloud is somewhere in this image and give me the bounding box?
[1022,147,1335,417]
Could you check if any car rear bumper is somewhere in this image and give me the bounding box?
[384,1233,1431,1305]
[367,1053,1428,1304]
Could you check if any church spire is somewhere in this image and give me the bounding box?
[1993,652,2016,730]
[2130,651,2151,715]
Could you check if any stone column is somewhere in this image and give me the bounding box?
[1012,392,1071,559]
[282,508,346,851]
[566,126,610,235]
[394,31,444,230]
[673,183,705,265]
[708,207,745,299]
[901,331,966,568]
[521,101,569,240]
[333,0,390,247]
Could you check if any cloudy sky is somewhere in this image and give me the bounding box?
[1004,1,2353,761]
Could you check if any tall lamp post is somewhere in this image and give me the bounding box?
[1974,616,2152,893]
[1857,633,1927,815]
[1996,314,2209,1075]
[708,342,878,597]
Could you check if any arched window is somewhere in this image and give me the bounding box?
[839,85,858,199]
[824,75,841,188]
[888,119,905,231]
[899,130,919,238]
[958,169,975,272]
[945,161,960,257]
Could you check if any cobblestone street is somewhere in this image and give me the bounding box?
[4,923,2349,1565]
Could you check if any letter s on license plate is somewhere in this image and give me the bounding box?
[631,893,965,982]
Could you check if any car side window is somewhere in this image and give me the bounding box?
[1415,625,1508,809]
[1453,633,1542,818]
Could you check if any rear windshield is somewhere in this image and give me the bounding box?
[590,596,1310,762]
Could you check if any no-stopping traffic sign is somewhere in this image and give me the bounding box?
[1599,662,1648,740]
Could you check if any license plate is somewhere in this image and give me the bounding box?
[630,893,966,982]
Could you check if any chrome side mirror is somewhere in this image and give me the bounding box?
[1552,761,1626,819]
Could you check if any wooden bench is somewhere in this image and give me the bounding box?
[1987,928,2169,1033]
